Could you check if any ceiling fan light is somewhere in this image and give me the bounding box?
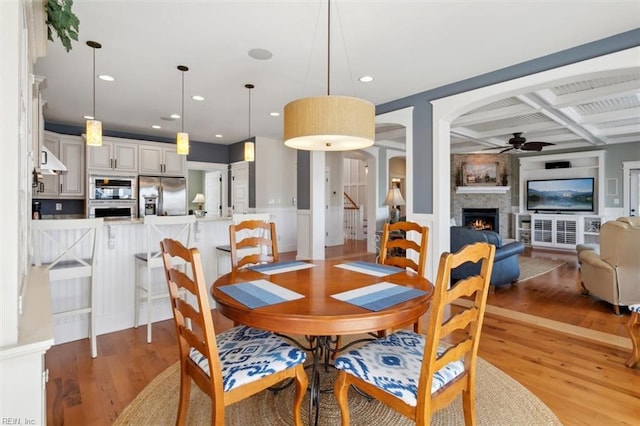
[284,96,375,151]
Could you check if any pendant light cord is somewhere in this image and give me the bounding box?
[327,0,331,96]
[181,70,185,133]
[92,46,96,119]
[245,83,255,139]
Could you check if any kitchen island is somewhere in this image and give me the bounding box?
[35,216,233,347]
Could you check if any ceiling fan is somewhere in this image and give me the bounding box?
[484,132,555,153]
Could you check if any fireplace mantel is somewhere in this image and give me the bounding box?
[456,186,510,194]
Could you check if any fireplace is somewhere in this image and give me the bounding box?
[462,208,499,231]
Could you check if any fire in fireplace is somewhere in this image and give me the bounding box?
[462,208,499,231]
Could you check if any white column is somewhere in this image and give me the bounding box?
[310,151,326,259]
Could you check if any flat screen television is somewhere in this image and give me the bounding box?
[526,177,595,212]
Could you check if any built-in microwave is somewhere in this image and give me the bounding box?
[89,174,136,201]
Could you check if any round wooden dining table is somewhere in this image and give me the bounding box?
[210,259,434,337]
[211,259,434,425]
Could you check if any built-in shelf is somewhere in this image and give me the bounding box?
[455,186,510,194]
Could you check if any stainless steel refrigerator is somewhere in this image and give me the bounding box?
[138,176,187,217]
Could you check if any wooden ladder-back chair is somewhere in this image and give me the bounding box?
[134,214,195,343]
[379,220,429,333]
[379,220,429,276]
[334,242,496,425]
[31,218,103,358]
[160,238,308,425]
[229,220,279,273]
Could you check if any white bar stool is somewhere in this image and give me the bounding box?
[31,218,103,358]
[134,215,195,343]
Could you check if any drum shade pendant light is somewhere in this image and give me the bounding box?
[244,83,255,162]
[176,65,189,155]
[86,41,102,147]
[284,0,374,151]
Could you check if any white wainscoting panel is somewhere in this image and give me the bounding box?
[36,218,232,345]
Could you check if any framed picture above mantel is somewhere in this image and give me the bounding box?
[462,162,499,186]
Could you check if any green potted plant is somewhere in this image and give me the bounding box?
[45,0,79,52]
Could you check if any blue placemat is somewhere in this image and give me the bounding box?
[332,282,427,311]
[248,260,316,274]
[334,261,404,277]
[218,279,304,309]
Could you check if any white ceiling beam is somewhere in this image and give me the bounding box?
[453,103,533,126]
[518,93,605,145]
[550,80,640,108]
[578,106,640,124]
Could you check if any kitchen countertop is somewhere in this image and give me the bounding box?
[36,215,232,223]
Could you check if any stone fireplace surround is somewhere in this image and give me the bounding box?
[451,154,514,238]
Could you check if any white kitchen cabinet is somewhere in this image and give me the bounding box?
[59,137,85,197]
[139,144,185,176]
[37,136,60,198]
[87,140,138,173]
[35,134,85,199]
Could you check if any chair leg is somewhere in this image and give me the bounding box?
[146,264,153,343]
[176,365,192,426]
[334,371,351,426]
[626,311,640,368]
[90,276,97,358]
[613,305,621,316]
[462,387,477,426]
[134,263,140,328]
[292,364,308,426]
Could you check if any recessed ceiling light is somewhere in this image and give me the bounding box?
[98,75,115,82]
[270,112,280,117]
[248,48,273,60]
[170,113,180,119]
[192,95,204,101]
[151,125,161,129]
[215,134,223,138]
[359,75,374,83]
[83,114,94,120]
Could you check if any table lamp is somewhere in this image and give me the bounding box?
[383,188,405,223]
[192,193,205,217]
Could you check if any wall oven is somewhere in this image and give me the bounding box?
[88,174,137,219]
[88,201,137,219]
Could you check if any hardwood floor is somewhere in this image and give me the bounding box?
[45,241,640,425]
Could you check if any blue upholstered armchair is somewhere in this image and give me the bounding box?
[450,226,525,288]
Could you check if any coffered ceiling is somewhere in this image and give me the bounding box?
[450,70,640,154]
[34,1,640,151]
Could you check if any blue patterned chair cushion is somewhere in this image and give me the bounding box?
[189,325,306,392]
[630,304,640,313]
[334,330,464,406]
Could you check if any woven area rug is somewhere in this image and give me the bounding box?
[518,256,566,282]
[114,355,561,425]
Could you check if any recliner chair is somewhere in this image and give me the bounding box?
[450,226,525,288]
[578,217,640,315]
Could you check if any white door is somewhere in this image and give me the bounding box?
[205,171,222,217]
[231,162,249,214]
[630,169,640,217]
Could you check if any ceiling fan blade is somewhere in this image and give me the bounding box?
[521,141,555,151]
[499,147,514,154]
[481,145,508,151]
